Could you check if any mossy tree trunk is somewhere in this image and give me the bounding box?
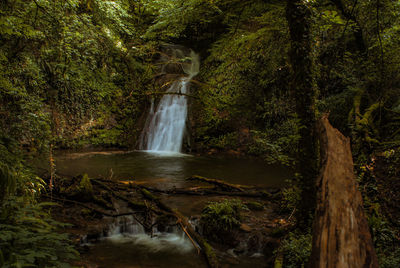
[286,0,318,228]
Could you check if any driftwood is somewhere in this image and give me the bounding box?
[138,185,272,198]
[92,179,147,211]
[310,115,378,268]
[139,188,219,268]
[187,175,245,192]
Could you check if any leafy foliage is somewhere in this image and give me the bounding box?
[278,232,312,268]
[200,199,247,243]
[1,0,400,264]
[0,164,77,267]
[0,0,155,151]
[0,197,78,268]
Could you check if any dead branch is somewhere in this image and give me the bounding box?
[187,175,245,192]
[92,179,147,211]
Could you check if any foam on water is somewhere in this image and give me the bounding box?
[103,216,195,254]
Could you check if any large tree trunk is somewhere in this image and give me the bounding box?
[310,115,378,268]
[286,0,318,227]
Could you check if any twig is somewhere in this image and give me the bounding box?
[177,219,201,254]
[288,207,296,222]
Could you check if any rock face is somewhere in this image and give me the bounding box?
[310,115,378,268]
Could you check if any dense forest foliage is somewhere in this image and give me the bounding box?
[1,0,400,267]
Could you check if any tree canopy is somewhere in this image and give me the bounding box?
[1,0,400,267]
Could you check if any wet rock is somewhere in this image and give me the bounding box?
[223,250,240,265]
[189,215,202,234]
[233,242,246,255]
[246,233,263,254]
[240,223,252,233]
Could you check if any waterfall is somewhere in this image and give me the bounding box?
[103,216,195,253]
[140,48,200,153]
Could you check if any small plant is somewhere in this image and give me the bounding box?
[277,231,312,268]
[378,247,400,268]
[0,164,78,267]
[200,199,247,243]
[280,185,301,213]
[79,173,93,195]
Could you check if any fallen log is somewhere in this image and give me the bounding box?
[138,184,272,198]
[139,188,219,268]
[187,175,245,192]
[44,195,140,218]
[92,179,147,211]
[310,115,378,268]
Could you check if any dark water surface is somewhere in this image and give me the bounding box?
[40,150,291,268]
[49,150,291,188]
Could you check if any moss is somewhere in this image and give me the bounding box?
[203,240,218,267]
[140,188,158,200]
[79,173,93,196]
[80,208,92,216]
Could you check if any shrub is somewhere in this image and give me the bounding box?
[0,197,78,267]
[278,232,312,268]
[200,199,247,243]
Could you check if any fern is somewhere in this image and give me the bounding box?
[0,197,78,267]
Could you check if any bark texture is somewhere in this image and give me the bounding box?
[310,115,378,268]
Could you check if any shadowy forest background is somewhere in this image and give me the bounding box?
[1,0,400,267]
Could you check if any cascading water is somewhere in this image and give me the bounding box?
[140,48,200,153]
[103,216,195,253]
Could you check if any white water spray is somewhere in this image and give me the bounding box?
[140,49,200,153]
[105,216,194,253]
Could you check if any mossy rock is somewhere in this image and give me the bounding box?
[80,208,92,216]
[63,174,95,202]
[79,173,93,196]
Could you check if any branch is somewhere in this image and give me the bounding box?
[145,91,199,99]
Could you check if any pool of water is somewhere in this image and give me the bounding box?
[37,150,291,267]
[45,150,291,189]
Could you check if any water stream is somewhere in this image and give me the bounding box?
[82,215,202,268]
[139,48,199,153]
[45,150,290,267]
[42,47,291,267]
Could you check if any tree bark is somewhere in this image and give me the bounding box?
[286,0,318,227]
[310,115,378,268]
